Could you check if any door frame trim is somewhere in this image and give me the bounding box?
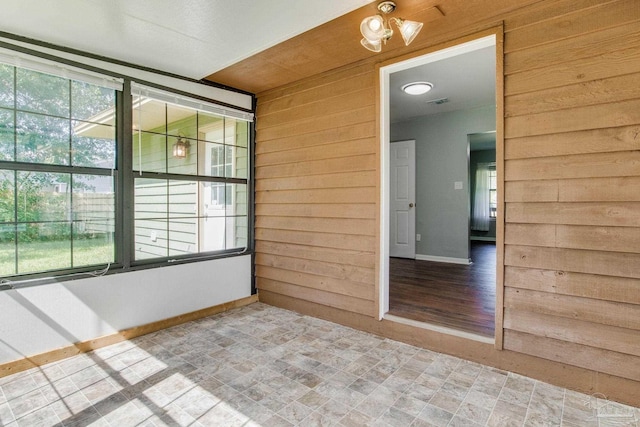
[377,28,505,350]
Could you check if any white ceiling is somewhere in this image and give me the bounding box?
[0,0,374,80]
[390,46,496,123]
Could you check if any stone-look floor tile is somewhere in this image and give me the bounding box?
[92,391,130,416]
[339,409,376,426]
[456,401,492,425]
[1,375,38,401]
[278,400,314,424]
[7,388,48,420]
[0,303,638,426]
[449,414,484,426]
[304,410,337,426]
[499,386,532,408]
[348,378,379,396]
[57,406,105,427]
[379,406,416,427]
[298,390,331,411]
[464,388,498,410]
[429,390,463,414]
[81,378,122,404]
[14,404,60,427]
[393,395,428,417]
[487,398,527,427]
[316,398,351,423]
[416,403,454,427]
[0,402,15,425]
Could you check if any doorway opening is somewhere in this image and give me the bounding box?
[379,33,503,343]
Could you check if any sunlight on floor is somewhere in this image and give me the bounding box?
[1,303,638,426]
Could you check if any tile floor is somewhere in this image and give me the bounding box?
[0,303,638,427]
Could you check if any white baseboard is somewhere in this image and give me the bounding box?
[415,254,471,265]
[471,236,496,242]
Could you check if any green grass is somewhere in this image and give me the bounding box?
[0,238,114,277]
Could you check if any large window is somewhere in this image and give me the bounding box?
[132,88,249,260]
[0,65,116,277]
[0,54,253,282]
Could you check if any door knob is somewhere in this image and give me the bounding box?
[409,203,414,208]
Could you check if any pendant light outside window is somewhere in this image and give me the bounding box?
[360,1,423,53]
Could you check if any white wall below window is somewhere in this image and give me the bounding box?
[0,255,252,365]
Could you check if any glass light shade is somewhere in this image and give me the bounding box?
[402,82,433,95]
[172,139,189,158]
[398,19,423,46]
[360,15,385,42]
[361,38,382,52]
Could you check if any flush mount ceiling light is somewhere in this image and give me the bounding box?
[402,81,433,95]
[360,1,424,53]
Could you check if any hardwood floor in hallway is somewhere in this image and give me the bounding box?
[388,241,496,337]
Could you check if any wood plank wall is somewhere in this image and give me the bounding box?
[502,0,640,382]
[255,63,378,317]
[255,0,640,403]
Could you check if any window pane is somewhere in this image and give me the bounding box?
[169,180,197,218]
[233,120,249,148]
[226,216,247,250]
[71,81,115,122]
[133,131,166,173]
[133,97,165,133]
[200,216,225,252]
[16,112,69,165]
[135,178,167,219]
[0,64,14,108]
[167,104,197,139]
[0,170,15,223]
[199,113,224,143]
[169,217,197,256]
[73,223,115,267]
[167,136,197,175]
[72,121,115,168]
[227,145,248,179]
[206,143,226,178]
[202,182,226,215]
[16,171,70,223]
[72,174,115,267]
[16,69,69,118]
[0,226,16,276]
[0,108,14,161]
[227,184,247,216]
[18,223,71,274]
[134,178,168,260]
[135,219,167,260]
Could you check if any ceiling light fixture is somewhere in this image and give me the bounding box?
[360,1,423,53]
[402,81,433,95]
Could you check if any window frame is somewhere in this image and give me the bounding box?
[0,45,255,288]
[488,166,497,219]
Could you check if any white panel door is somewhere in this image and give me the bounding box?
[390,140,416,258]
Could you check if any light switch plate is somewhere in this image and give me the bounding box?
[454,181,463,190]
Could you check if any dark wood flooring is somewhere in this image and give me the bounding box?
[388,241,496,337]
